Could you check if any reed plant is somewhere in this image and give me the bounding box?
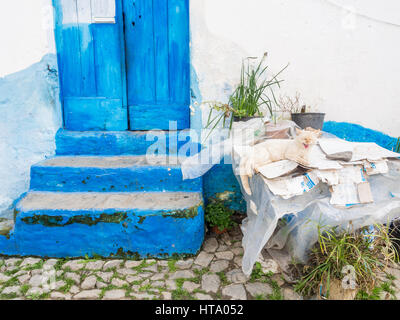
[294,224,398,298]
[206,54,288,133]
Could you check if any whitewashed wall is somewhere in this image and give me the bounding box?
[0,0,61,216]
[0,0,56,77]
[191,0,400,136]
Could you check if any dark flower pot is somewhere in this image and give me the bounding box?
[291,113,326,130]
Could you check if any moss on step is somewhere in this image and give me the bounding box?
[20,212,129,227]
[138,216,146,224]
[161,202,203,219]
[110,248,141,260]
[109,247,196,261]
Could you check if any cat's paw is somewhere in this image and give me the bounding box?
[296,156,311,166]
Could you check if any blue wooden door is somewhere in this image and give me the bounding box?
[54,0,128,131]
[123,0,190,130]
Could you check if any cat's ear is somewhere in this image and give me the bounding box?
[295,127,302,135]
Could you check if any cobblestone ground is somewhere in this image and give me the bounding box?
[1,224,399,300]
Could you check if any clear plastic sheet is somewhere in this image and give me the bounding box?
[237,159,400,276]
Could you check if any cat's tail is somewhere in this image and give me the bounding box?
[238,156,254,195]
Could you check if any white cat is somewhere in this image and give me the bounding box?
[238,128,320,195]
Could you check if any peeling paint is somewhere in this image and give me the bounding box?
[216,191,235,201]
[0,218,13,239]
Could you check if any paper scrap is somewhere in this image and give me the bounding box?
[262,171,320,199]
[314,169,340,185]
[257,160,298,179]
[357,182,374,204]
[337,165,365,184]
[319,138,400,162]
[363,160,389,175]
[330,183,360,206]
[91,0,116,23]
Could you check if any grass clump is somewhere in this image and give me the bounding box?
[216,271,229,286]
[0,292,17,300]
[249,262,283,300]
[167,259,177,272]
[23,261,44,271]
[171,277,196,300]
[294,224,398,299]
[58,278,75,294]
[171,288,195,300]
[20,284,30,295]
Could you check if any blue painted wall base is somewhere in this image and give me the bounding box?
[203,164,246,213]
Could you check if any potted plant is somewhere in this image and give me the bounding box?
[205,53,288,134]
[205,200,236,234]
[275,92,325,130]
[276,92,301,122]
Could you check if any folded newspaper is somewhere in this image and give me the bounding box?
[251,138,399,207]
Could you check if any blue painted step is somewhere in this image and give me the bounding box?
[56,129,201,156]
[30,155,202,193]
[0,191,204,258]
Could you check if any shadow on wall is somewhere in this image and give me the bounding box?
[0,54,62,218]
[190,0,250,129]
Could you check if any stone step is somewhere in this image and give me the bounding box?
[56,129,201,156]
[30,155,202,193]
[2,191,204,258]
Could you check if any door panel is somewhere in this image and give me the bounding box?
[153,0,170,103]
[54,0,127,131]
[168,0,190,106]
[124,0,156,105]
[123,0,190,130]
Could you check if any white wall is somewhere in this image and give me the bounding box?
[191,0,400,136]
[0,0,55,77]
[0,0,61,216]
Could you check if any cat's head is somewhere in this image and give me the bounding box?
[295,128,320,149]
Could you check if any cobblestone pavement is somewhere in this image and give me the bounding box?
[1,225,399,300]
